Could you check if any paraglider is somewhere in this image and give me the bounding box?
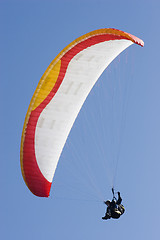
[20,28,144,197]
[102,188,125,220]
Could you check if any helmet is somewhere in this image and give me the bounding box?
[105,200,111,206]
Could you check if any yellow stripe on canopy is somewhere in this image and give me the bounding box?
[32,60,61,111]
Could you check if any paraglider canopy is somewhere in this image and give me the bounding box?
[20,28,144,197]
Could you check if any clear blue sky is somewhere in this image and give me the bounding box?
[1,0,160,239]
